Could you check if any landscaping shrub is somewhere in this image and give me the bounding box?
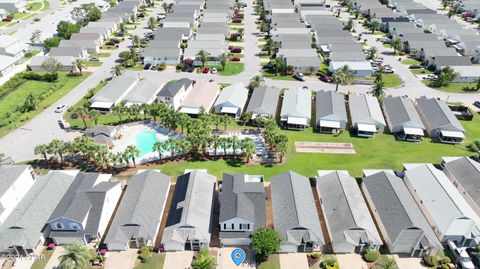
[176,63,184,70]
[423,255,438,267]
[23,71,58,82]
[137,246,152,263]
[439,264,449,269]
[439,256,450,265]
[363,250,380,262]
[158,62,167,71]
[320,257,339,269]
[0,73,24,98]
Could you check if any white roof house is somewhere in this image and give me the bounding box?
[0,54,16,76]
[348,94,386,137]
[213,83,249,118]
[280,88,312,130]
[0,0,26,12]
[0,165,35,225]
[122,79,164,106]
[90,76,138,111]
[179,80,220,115]
[0,35,28,59]
[403,163,480,247]
[329,61,373,77]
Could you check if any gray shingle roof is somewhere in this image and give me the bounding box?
[90,76,138,104]
[270,171,324,247]
[443,157,480,209]
[214,83,249,111]
[362,170,442,251]
[123,78,164,104]
[0,171,76,252]
[315,90,347,123]
[157,78,194,98]
[280,88,312,119]
[246,86,281,117]
[316,170,381,253]
[162,170,216,247]
[0,165,31,198]
[415,97,465,133]
[105,170,170,249]
[348,94,386,127]
[219,174,265,239]
[383,96,425,133]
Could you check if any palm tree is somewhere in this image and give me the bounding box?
[162,2,169,13]
[75,106,90,130]
[58,243,91,269]
[128,47,141,62]
[218,136,230,156]
[49,139,66,163]
[176,138,190,157]
[119,23,126,35]
[391,37,402,55]
[371,79,385,99]
[148,17,157,30]
[196,49,210,66]
[23,93,39,111]
[111,64,125,77]
[72,58,87,75]
[210,134,220,158]
[132,35,141,48]
[89,109,100,126]
[332,65,354,91]
[191,249,216,269]
[441,0,448,9]
[368,19,380,33]
[367,47,377,60]
[166,137,177,159]
[221,115,232,131]
[218,53,229,71]
[34,144,49,162]
[153,140,168,161]
[240,138,256,163]
[125,145,140,167]
[231,136,239,158]
[113,103,126,123]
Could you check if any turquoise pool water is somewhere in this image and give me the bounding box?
[135,131,158,156]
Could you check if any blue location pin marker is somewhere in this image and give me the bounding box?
[231,248,245,266]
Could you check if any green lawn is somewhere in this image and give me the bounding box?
[11,12,29,20]
[134,253,165,269]
[126,64,144,71]
[220,63,244,76]
[22,50,40,60]
[258,254,280,269]
[383,73,403,88]
[86,61,103,67]
[152,115,480,179]
[263,71,297,81]
[100,45,118,50]
[401,58,421,65]
[410,69,433,75]
[421,80,478,93]
[41,0,50,11]
[27,2,42,12]
[0,72,90,138]
[31,249,54,269]
[90,52,111,58]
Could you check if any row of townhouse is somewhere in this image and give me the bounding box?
[30,0,145,72]
[3,157,480,257]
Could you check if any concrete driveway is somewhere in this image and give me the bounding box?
[393,255,426,269]
[279,253,309,269]
[337,254,368,269]
[216,247,256,269]
[104,249,138,269]
[44,246,64,269]
[163,251,194,269]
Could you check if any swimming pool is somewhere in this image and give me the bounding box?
[135,130,158,156]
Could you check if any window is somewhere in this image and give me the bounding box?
[55,223,63,229]
[240,224,249,230]
[223,224,226,230]
[231,223,234,230]
[70,223,79,230]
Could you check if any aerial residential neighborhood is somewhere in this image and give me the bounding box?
[1,0,480,268]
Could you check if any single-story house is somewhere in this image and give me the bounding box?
[451,65,480,83]
[270,171,324,253]
[69,33,104,44]
[179,80,220,116]
[105,170,171,251]
[157,78,195,111]
[49,47,88,58]
[85,125,119,146]
[427,56,472,72]
[0,170,77,256]
[316,170,382,253]
[47,173,122,245]
[59,39,100,54]
[329,60,374,77]
[153,27,192,42]
[213,83,248,119]
[0,0,26,12]
[315,90,347,134]
[29,56,76,72]
[142,48,183,65]
[0,34,28,60]
[86,21,118,33]
[0,55,17,76]
[246,85,281,121]
[161,170,216,251]
[382,96,425,142]
[348,94,386,137]
[280,88,312,130]
[415,97,466,144]
[442,157,480,217]
[362,170,442,257]
[403,163,480,247]
[0,165,36,225]
[79,26,112,39]
[90,76,138,112]
[219,173,265,246]
[122,78,164,106]
[285,56,321,74]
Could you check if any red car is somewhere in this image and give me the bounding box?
[235,14,244,19]
[230,48,242,53]
[202,67,210,73]
[232,19,242,23]
[319,74,332,83]
[230,57,240,62]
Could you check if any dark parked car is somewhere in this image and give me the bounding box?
[144,63,151,70]
[105,41,116,46]
[409,64,422,69]
[230,48,242,53]
[182,65,191,72]
[187,65,195,72]
[231,57,240,62]
[232,19,242,23]
[474,101,480,109]
[319,73,332,83]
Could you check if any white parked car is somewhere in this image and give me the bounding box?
[446,241,475,269]
[211,68,217,74]
[294,73,306,81]
[383,66,394,73]
[424,74,438,80]
[55,104,68,113]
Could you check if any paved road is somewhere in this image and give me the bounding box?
[0,0,60,35]
[2,0,480,162]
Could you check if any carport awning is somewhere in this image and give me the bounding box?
[179,107,200,114]
[403,127,424,136]
[287,117,308,125]
[220,106,238,114]
[441,130,465,138]
[357,123,377,132]
[90,101,113,109]
[320,120,340,128]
